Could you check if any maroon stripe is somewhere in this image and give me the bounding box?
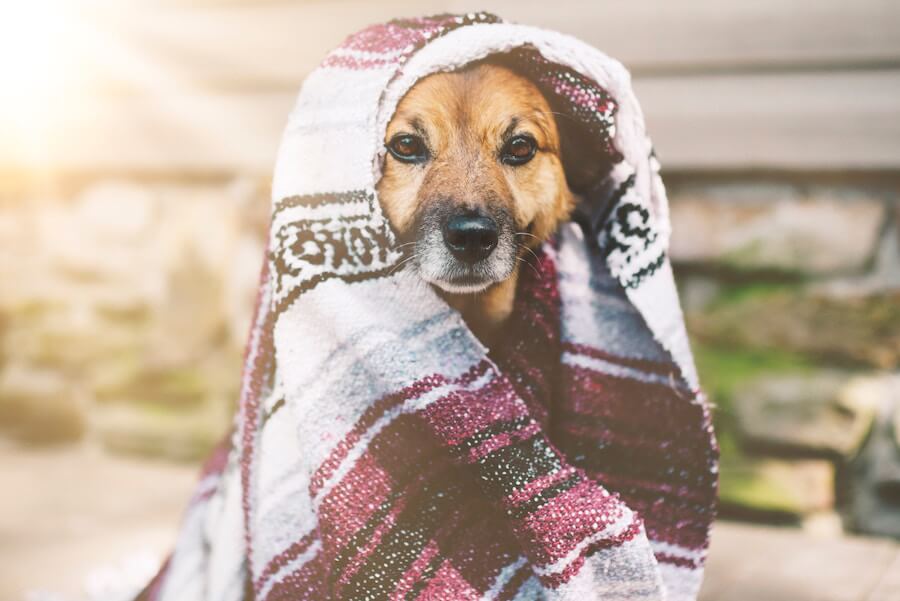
[331,458,453,592]
[240,260,276,570]
[582,470,716,507]
[462,422,542,463]
[655,552,701,570]
[557,421,716,466]
[505,466,577,506]
[393,492,504,598]
[585,470,715,509]
[421,371,530,447]
[198,435,232,480]
[311,360,493,498]
[317,417,448,555]
[434,503,520,593]
[265,546,328,601]
[309,373,448,498]
[561,364,697,419]
[520,478,625,566]
[391,539,443,600]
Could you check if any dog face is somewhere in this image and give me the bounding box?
[377,64,573,296]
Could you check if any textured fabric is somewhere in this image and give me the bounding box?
[138,13,717,601]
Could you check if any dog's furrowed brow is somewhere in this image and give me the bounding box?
[391,114,428,138]
[501,117,520,141]
[501,113,554,149]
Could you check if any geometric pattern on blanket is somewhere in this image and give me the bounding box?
[137,12,717,601]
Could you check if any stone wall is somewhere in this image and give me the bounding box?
[667,174,900,535]
[1,172,898,534]
[0,176,268,458]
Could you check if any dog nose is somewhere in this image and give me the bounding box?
[442,213,499,264]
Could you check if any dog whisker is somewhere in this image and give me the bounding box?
[388,253,419,276]
[517,242,542,266]
[545,110,582,124]
[390,241,418,253]
[515,256,542,279]
[514,231,540,241]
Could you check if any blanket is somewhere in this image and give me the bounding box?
[138,12,718,601]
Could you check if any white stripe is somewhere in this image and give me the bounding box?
[190,474,220,502]
[658,561,704,601]
[481,556,528,601]
[650,540,706,562]
[256,539,323,601]
[511,576,543,601]
[312,367,496,509]
[562,351,680,388]
[531,510,635,578]
[328,46,409,62]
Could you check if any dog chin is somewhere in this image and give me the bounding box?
[428,277,494,295]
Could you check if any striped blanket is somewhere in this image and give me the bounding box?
[138,13,718,601]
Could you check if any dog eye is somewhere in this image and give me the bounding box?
[386,134,428,163]
[501,135,537,166]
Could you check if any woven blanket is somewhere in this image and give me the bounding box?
[138,13,717,601]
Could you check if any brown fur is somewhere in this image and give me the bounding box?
[377,64,573,345]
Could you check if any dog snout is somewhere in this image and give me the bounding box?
[442,211,499,264]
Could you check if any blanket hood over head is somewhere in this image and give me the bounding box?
[139,13,718,601]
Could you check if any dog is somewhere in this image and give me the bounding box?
[378,63,596,346]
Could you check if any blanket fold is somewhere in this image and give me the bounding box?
[139,12,717,601]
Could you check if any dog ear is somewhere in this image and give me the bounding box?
[554,112,616,195]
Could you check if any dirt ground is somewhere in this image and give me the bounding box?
[1,442,898,601]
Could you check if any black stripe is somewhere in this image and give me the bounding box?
[273,264,397,316]
[608,173,636,208]
[329,488,405,585]
[591,172,635,236]
[476,435,562,499]
[261,397,285,425]
[455,417,531,452]
[507,473,581,520]
[342,480,460,601]
[403,553,444,601]
[558,435,717,492]
[624,252,666,288]
[273,190,373,214]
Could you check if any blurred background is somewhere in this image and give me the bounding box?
[1,1,898,600]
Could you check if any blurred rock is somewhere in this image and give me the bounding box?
[895,406,900,451]
[0,362,86,444]
[74,180,158,243]
[800,511,845,538]
[0,176,268,455]
[733,373,878,460]
[819,208,900,298]
[688,286,900,369]
[849,375,900,538]
[149,246,227,366]
[94,401,231,462]
[677,275,722,313]
[669,182,886,275]
[719,454,834,517]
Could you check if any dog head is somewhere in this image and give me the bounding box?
[377,64,573,296]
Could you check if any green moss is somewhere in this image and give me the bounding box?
[95,365,209,409]
[95,400,230,462]
[706,281,798,310]
[696,344,833,516]
[718,458,800,515]
[694,343,813,409]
